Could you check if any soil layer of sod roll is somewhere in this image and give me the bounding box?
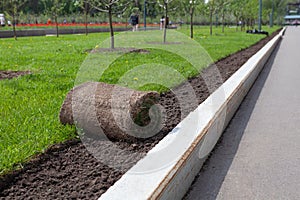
[0,29,281,199]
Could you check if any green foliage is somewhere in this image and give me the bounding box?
[50,0,66,17]
[146,1,159,20]
[0,0,293,27]
[131,7,139,14]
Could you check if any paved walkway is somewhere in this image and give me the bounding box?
[186,27,300,200]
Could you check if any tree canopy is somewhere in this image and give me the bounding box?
[0,0,293,26]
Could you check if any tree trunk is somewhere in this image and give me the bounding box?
[209,8,213,36]
[190,6,194,39]
[215,13,218,28]
[240,20,243,31]
[248,19,251,30]
[163,3,168,43]
[222,9,225,33]
[55,15,59,37]
[85,2,88,36]
[108,7,114,49]
[12,13,17,40]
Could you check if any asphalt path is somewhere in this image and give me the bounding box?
[185,26,300,200]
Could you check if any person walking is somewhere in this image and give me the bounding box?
[130,13,139,32]
[160,16,165,30]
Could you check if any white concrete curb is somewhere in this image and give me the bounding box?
[99,28,286,200]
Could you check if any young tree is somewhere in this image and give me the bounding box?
[146,1,159,23]
[157,0,178,43]
[87,0,129,49]
[189,0,196,39]
[51,0,66,37]
[244,0,257,29]
[215,0,230,33]
[263,0,289,26]
[229,0,244,31]
[206,0,216,35]
[4,0,27,40]
[75,0,92,35]
[83,1,91,35]
[181,0,202,38]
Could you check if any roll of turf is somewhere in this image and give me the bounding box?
[60,82,162,141]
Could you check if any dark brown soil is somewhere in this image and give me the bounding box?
[0,71,31,80]
[0,29,281,200]
[90,47,150,54]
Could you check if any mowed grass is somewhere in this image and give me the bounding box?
[0,33,108,174]
[179,25,279,61]
[99,48,198,93]
[0,26,280,174]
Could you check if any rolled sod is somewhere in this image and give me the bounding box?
[60,82,162,141]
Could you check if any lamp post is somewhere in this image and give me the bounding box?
[258,0,262,31]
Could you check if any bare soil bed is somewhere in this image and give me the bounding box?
[0,29,281,200]
[0,71,31,80]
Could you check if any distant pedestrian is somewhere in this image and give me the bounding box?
[160,16,165,30]
[130,13,139,32]
[0,14,5,27]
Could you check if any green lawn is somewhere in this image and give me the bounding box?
[0,26,280,174]
[179,25,278,61]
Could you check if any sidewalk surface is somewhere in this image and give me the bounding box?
[186,27,300,200]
